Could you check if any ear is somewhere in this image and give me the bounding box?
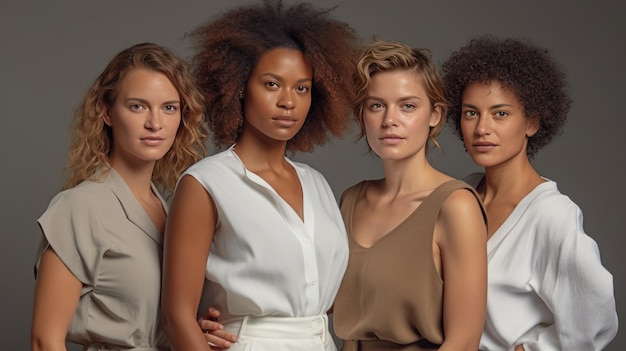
[526,116,539,137]
[103,113,112,127]
[429,103,443,127]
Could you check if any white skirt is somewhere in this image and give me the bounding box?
[221,314,336,351]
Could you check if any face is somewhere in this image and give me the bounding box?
[362,69,441,161]
[242,47,312,143]
[460,81,538,169]
[104,68,181,167]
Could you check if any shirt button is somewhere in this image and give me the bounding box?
[304,238,311,244]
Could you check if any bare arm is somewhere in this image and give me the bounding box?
[31,248,82,351]
[435,189,487,351]
[162,175,217,350]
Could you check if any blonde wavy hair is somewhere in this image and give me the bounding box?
[64,42,208,192]
[353,39,449,150]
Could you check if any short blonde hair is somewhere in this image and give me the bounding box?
[353,39,448,150]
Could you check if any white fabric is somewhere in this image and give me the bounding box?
[220,314,335,351]
[465,173,618,351]
[184,146,348,321]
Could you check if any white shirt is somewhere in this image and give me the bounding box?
[465,173,618,351]
[184,147,348,318]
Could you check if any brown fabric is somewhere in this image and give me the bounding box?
[341,339,439,351]
[334,180,483,348]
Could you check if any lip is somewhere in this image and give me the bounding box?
[140,136,166,146]
[471,141,496,152]
[272,115,298,127]
[378,133,404,145]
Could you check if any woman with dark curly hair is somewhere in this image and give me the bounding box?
[31,42,208,350]
[161,1,359,350]
[332,39,487,351]
[442,35,618,351]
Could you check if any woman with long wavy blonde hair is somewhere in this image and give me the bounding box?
[31,42,208,351]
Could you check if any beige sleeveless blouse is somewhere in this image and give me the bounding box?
[333,180,484,351]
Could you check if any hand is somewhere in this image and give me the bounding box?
[198,307,237,349]
[514,345,525,351]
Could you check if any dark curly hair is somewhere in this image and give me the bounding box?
[441,35,571,158]
[189,0,360,153]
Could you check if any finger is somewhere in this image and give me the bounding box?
[207,306,222,318]
[204,332,235,348]
[211,329,238,343]
[199,319,225,331]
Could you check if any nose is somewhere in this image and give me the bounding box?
[277,89,295,110]
[382,109,397,128]
[145,110,163,131]
[476,115,491,135]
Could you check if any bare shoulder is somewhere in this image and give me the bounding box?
[437,187,486,242]
[440,187,483,217]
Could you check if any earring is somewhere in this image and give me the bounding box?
[238,88,244,100]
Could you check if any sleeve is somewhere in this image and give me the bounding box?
[524,202,618,351]
[35,190,107,286]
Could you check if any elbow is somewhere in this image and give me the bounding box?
[31,333,62,351]
[161,307,178,340]
[440,336,482,351]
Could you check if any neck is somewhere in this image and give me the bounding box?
[379,153,441,196]
[234,132,289,172]
[481,155,542,203]
[108,158,156,196]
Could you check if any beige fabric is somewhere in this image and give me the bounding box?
[333,180,483,349]
[35,168,169,349]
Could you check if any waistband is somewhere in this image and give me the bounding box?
[342,339,439,351]
[222,314,329,342]
[84,345,168,351]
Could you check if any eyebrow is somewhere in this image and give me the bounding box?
[462,102,512,109]
[126,97,181,105]
[366,95,422,102]
[261,73,312,84]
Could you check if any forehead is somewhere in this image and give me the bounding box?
[115,68,178,99]
[251,47,312,77]
[368,69,426,94]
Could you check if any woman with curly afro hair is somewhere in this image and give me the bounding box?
[442,35,618,351]
[161,1,360,350]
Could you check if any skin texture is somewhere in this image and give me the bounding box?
[348,68,487,351]
[190,1,359,153]
[161,48,313,351]
[460,81,542,351]
[442,36,577,351]
[31,69,181,351]
[442,35,570,159]
[461,81,541,240]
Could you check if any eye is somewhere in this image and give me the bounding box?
[494,110,509,118]
[401,103,416,111]
[296,85,310,93]
[163,105,179,114]
[265,81,279,89]
[129,104,145,112]
[462,110,478,118]
[368,102,385,111]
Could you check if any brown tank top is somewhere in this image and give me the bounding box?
[333,179,484,351]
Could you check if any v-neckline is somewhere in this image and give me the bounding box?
[230,147,307,224]
[347,180,454,249]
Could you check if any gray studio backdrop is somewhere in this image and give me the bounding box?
[1,0,623,350]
